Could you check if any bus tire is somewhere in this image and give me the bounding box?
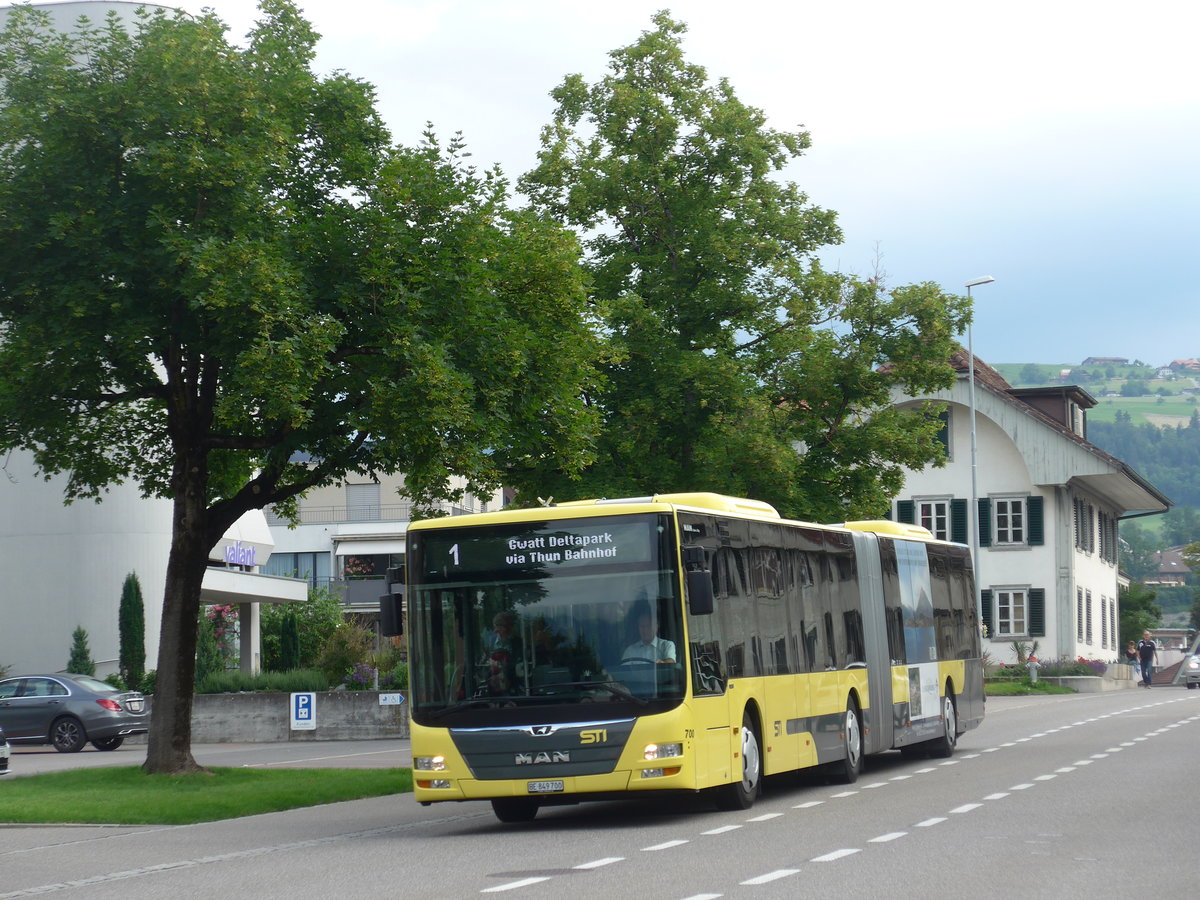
[926,690,958,758]
[831,698,863,784]
[715,712,762,810]
[491,798,539,823]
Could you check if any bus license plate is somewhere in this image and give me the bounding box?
[527,780,564,794]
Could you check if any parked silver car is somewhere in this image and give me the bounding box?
[1184,654,1200,689]
[0,724,10,774]
[0,674,148,752]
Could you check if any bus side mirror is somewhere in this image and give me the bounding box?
[683,546,713,616]
[687,571,714,615]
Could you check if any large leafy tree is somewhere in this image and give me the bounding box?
[1119,581,1161,647]
[515,12,969,521]
[0,1,596,772]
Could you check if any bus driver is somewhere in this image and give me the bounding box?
[622,601,676,663]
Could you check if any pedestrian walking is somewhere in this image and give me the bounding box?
[1136,631,1159,687]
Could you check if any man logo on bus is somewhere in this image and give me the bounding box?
[527,725,557,736]
[515,751,570,765]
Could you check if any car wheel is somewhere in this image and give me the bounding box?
[91,736,124,751]
[50,716,87,753]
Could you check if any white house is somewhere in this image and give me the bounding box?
[890,351,1170,665]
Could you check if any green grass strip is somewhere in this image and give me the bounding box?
[0,767,412,825]
[984,681,1075,696]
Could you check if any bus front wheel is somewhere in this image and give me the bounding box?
[715,712,762,810]
[491,798,539,823]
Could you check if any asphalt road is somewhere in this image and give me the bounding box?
[3,688,1198,899]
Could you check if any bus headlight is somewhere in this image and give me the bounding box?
[644,742,683,761]
[415,756,446,771]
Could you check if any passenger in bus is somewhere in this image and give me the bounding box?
[622,601,676,663]
[484,611,522,694]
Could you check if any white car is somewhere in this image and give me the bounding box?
[1184,654,1200,689]
[0,724,10,775]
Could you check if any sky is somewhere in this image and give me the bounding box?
[163,0,1199,366]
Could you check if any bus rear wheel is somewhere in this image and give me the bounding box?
[715,712,762,810]
[491,798,539,823]
[925,691,958,758]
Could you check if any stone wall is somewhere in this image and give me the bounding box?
[132,691,410,743]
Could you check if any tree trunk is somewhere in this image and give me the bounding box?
[142,468,212,775]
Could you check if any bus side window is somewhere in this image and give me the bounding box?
[690,640,725,695]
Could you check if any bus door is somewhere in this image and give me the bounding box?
[686,630,734,788]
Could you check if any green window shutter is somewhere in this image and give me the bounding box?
[1028,588,1046,637]
[977,498,992,548]
[1027,496,1044,546]
[950,499,968,544]
[896,500,915,524]
[980,589,993,638]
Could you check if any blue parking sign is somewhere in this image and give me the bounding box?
[290,692,316,731]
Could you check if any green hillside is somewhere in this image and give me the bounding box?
[991,362,1199,428]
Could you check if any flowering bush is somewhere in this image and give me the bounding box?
[1036,656,1107,677]
[343,662,377,690]
[206,604,239,664]
[342,556,375,579]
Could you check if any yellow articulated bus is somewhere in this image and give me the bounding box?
[405,492,983,823]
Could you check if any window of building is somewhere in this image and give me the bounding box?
[936,409,951,459]
[993,497,1026,545]
[1085,589,1093,644]
[346,483,381,521]
[261,551,332,588]
[918,499,951,542]
[1076,588,1084,642]
[995,589,1028,636]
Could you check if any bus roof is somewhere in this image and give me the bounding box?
[556,492,780,518]
[842,520,937,541]
[406,495,940,543]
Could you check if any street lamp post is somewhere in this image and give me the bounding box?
[965,275,995,627]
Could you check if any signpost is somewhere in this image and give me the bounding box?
[290,692,316,731]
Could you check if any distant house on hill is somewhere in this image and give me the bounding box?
[1145,547,1192,587]
[1169,359,1200,372]
[1082,357,1128,366]
[890,351,1171,666]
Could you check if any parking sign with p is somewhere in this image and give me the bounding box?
[290,692,316,731]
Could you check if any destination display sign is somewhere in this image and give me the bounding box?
[413,515,661,582]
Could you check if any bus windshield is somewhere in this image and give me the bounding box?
[407,513,686,725]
